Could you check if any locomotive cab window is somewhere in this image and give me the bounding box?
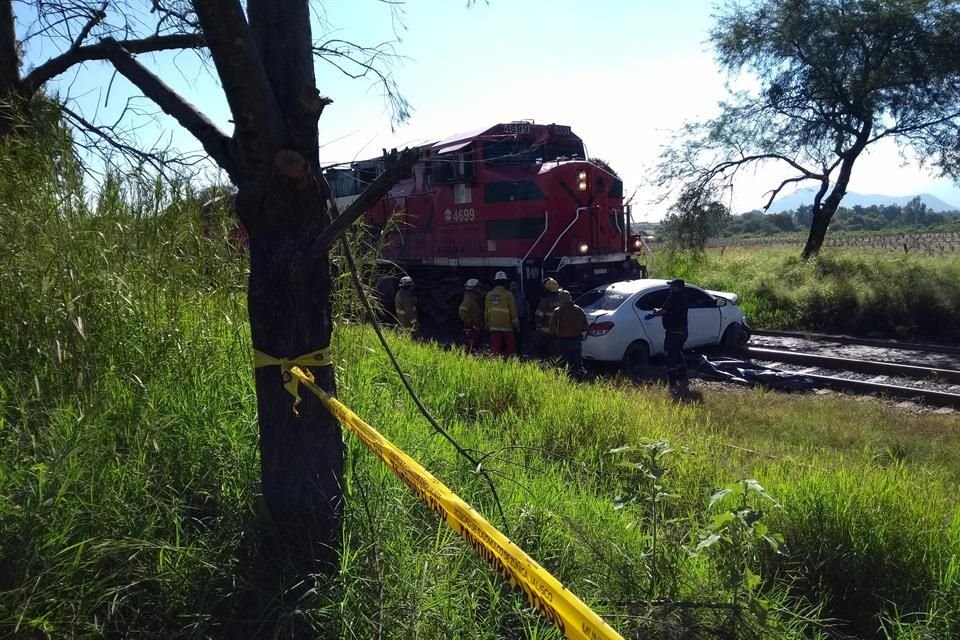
[434,148,475,183]
[543,139,585,161]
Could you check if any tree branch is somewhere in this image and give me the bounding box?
[61,102,169,175]
[192,0,285,169]
[762,175,813,211]
[19,32,205,98]
[70,3,107,50]
[710,153,821,182]
[97,38,238,179]
[311,147,419,252]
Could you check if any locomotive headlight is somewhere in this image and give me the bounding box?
[633,238,642,249]
[578,243,589,254]
[577,170,588,191]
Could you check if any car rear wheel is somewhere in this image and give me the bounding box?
[622,340,651,379]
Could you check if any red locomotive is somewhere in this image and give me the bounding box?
[326,121,647,322]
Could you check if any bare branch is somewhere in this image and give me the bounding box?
[61,102,168,175]
[19,32,205,97]
[192,0,285,169]
[312,147,419,252]
[762,175,813,211]
[70,3,107,49]
[97,38,238,178]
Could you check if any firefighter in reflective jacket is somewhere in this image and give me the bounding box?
[458,278,484,354]
[394,276,418,331]
[484,271,519,357]
[533,277,561,358]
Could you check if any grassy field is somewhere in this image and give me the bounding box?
[653,246,960,341]
[1,129,959,639]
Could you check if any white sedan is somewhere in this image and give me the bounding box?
[577,279,750,376]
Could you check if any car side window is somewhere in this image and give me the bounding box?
[635,289,669,311]
[686,287,717,309]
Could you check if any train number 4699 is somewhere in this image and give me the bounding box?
[445,208,476,223]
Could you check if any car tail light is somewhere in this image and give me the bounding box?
[588,321,615,336]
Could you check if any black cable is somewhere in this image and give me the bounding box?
[327,190,511,535]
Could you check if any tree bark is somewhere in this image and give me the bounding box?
[802,121,872,259]
[239,173,343,570]
[0,0,19,132]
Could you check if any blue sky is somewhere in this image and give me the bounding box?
[17,0,960,219]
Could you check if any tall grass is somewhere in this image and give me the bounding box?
[1,125,958,638]
[655,247,960,340]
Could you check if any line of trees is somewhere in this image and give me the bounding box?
[657,196,960,247]
[723,197,960,237]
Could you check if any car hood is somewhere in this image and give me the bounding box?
[706,289,739,304]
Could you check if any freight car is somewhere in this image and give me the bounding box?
[326,121,648,323]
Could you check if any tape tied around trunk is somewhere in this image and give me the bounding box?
[252,348,333,414]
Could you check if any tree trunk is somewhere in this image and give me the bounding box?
[0,0,20,132]
[802,121,871,259]
[801,200,837,259]
[239,170,343,570]
[226,0,342,571]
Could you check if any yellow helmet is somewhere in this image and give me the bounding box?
[543,277,560,293]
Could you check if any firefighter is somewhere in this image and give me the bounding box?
[484,271,519,357]
[649,278,689,395]
[549,289,589,378]
[533,277,561,358]
[458,278,484,354]
[394,276,418,332]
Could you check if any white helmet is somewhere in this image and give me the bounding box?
[399,276,414,287]
[494,271,508,281]
[465,278,480,289]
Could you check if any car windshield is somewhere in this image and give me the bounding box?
[577,289,628,311]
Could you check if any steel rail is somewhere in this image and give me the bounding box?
[743,346,960,385]
[750,329,960,356]
[800,373,960,408]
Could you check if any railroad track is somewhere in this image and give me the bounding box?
[738,333,960,408]
[750,328,960,356]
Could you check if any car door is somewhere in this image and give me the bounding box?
[685,286,723,347]
[632,287,669,355]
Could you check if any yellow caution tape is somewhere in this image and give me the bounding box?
[288,365,624,640]
[253,348,333,413]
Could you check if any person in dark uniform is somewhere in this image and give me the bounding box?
[650,279,689,394]
[550,290,589,378]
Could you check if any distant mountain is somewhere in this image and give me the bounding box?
[765,188,959,213]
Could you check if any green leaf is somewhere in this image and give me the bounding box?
[709,488,730,509]
[696,533,722,551]
[711,512,735,530]
[749,597,769,624]
[744,567,761,592]
[742,479,766,494]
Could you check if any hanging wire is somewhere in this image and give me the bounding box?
[323,181,512,535]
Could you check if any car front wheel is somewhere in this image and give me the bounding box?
[721,323,746,352]
[622,340,650,380]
